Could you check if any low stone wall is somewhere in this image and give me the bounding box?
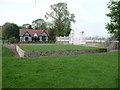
[24,48,107,57]
[16,45,25,57]
[3,44,16,49]
[3,44,108,57]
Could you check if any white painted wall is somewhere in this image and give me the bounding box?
[16,45,25,57]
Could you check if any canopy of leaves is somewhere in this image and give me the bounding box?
[32,18,46,29]
[2,22,19,40]
[22,24,32,29]
[106,1,120,41]
[45,2,75,36]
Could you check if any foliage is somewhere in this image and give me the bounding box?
[105,34,119,49]
[48,28,56,41]
[32,18,46,29]
[41,23,47,30]
[46,22,56,41]
[22,24,32,29]
[9,37,17,44]
[106,1,120,42]
[18,44,99,51]
[18,26,24,29]
[2,22,19,40]
[46,22,54,29]
[45,2,75,36]
[2,51,118,88]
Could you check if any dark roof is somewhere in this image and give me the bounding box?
[19,29,49,36]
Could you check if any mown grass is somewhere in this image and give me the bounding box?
[18,44,99,51]
[2,46,14,57]
[2,46,118,88]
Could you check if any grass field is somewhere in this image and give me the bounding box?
[2,46,118,88]
[18,44,99,51]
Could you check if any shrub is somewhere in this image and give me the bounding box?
[9,37,17,44]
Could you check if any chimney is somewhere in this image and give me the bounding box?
[40,26,42,30]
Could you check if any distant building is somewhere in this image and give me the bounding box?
[19,27,49,42]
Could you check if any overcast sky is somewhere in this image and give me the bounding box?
[0,0,111,37]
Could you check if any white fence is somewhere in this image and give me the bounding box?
[86,40,106,42]
[56,36,69,41]
[56,36,107,42]
[86,40,119,43]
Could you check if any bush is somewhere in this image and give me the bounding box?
[48,40,55,43]
[2,40,9,44]
[9,37,17,44]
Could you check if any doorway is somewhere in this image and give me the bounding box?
[42,36,46,41]
[25,37,29,41]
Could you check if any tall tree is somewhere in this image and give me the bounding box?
[2,22,19,40]
[45,2,75,36]
[46,22,56,41]
[106,0,120,43]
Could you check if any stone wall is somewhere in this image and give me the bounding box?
[3,44,108,57]
[3,44,16,49]
[16,45,25,57]
[24,48,107,57]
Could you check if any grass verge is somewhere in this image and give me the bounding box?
[18,44,100,51]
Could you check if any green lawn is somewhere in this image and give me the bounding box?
[2,46,14,57]
[18,44,99,51]
[2,46,118,88]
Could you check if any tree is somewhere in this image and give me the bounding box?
[46,22,54,29]
[2,22,19,40]
[106,0,120,43]
[45,2,75,36]
[46,22,56,41]
[48,28,56,41]
[41,23,47,30]
[32,18,46,29]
